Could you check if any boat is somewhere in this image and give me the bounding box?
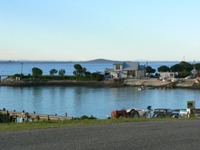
[138,86,144,91]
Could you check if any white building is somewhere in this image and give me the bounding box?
[105,61,145,79]
[160,72,177,79]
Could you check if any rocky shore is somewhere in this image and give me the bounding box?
[124,78,200,89]
[0,77,107,86]
[1,77,200,89]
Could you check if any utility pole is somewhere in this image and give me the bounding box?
[21,62,23,77]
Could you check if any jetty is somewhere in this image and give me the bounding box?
[0,109,72,123]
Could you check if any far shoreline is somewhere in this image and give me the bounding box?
[1,77,200,89]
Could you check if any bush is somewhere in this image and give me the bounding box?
[13,74,24,78]
[32,67,43,78]
[58,69,66,76]
[91,73,104,81]
[80,115,89,120]
[50,69,58,75]
[178,70,191,78]
[89,115,97,120]
[80,115,97,120]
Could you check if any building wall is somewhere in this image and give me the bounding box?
[110,71,123,78]
[136,70,145,78]
[109,63,145,79]
[160,72,175,79]
[113,64,123,71]
[122,71,128,78]
[122,70,145,79]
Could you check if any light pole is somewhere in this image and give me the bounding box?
[21,62,23,77]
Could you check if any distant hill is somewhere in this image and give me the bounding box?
[0,59,120,64]
[85,59,121,64]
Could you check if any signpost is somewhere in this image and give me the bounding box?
[187,101,195,109]
[187,101,195,118]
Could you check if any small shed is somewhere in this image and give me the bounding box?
[160,72,177,79]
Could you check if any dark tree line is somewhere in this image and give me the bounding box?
[14,61,199,80]
[16,64,104,81]
[146,61,199,78]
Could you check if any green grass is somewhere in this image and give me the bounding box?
[0,117,198,132]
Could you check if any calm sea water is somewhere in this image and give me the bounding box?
[0,61,199,119]
[0,61,113,76]
[0,61,180,76]
[0,86,200,119]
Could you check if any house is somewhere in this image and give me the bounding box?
[159,72,177,79]
[105,61,145,79]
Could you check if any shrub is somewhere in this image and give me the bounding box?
[80,115,97,120]
[58,69,66,76]
[13,74,24,78]
[32,67,43,78]
[50,69,58,75]
[89,115,97,120]
[80,115,89,120]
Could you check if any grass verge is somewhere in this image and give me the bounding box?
[0,117,199,132]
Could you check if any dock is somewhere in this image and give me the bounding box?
[0,109,72,123]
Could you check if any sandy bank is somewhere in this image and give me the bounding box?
[125,78,200,89]
[0,79,107,86]
[1,77,200,88]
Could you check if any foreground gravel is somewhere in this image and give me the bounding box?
[1,120,200,150]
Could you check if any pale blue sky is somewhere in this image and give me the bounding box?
[0,0,200,61]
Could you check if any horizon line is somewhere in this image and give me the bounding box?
[0,59,197,63]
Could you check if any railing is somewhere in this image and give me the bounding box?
[0,109,71,123]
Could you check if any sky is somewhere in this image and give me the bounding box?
[0,0,200,61]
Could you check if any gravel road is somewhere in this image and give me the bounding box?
[1,120,200,150]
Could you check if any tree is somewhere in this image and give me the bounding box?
[84,71,91,77]
[91,72,104,81]
[158,65,170,72]
[58,69,65,76]
[73,64,86,76]
[179,61,193,71]
[50,69,57,75]
[170,61,193,72]
[170,61,193,78]
[195,63,200,75]
[178,70,191,78]
[195,63,200,70]
[145,66,156,76]
[170,64,184,72]
[32,67,43,78]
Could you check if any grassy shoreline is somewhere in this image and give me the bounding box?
[1,78,200,89]
[0,118,198,132]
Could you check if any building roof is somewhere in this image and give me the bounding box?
[122,61,139,70]
[111,61,145,71]
[113,62,123,65]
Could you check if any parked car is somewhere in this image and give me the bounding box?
[126,108,148,118]
[153,109,181,118]
[111,109,127,119]
[185,75,193,79]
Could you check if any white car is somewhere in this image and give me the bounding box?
[185,75,193,79]
[126,108,148,118]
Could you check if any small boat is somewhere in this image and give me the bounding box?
[138,86,144,91]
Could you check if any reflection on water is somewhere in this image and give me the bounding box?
[0,86,200,118]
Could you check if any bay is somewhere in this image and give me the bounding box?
[0,86,200,119]
[0,61,199,119]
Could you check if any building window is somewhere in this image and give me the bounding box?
[170,73,174,77]
[115,65,121,70]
